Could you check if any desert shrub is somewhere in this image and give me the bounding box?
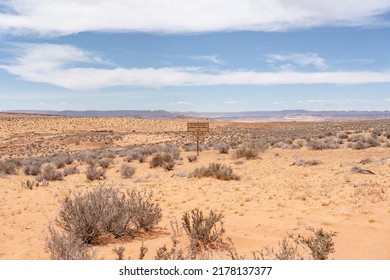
[294,227,337,260]
[254,238,304,260]
[150,152,175,171]
[292,158,322,166]
[187,155,198,163]
[124,149,146,163]
[307,138,340,150]
[190,163,240,181]
[120,164,136,179]
[129,189,162,231]
[86,164,106,181]
[234,140,268,159]
[214,142,230,154]
[23,161,42,176]
[337,131,348,140]
[383,131,390,139]
[183,143,198,152]
[348,137,380,150]
[182,209,225,250]
[55,186,161,243]
[46,226,95,260]
[98,158,113,169]
[371,128,382,138]
[63,166,80,176]
[358,157,372,165]
[36,163,64,182]
[350,165,375,174]
[254,227,337,260]
[52,153,74,169]
[76,151,99,165]
[156,143,181,159]
[0,160,19,175]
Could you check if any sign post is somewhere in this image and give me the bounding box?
[187,122,209,156]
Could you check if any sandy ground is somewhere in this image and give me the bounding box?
[0,114,389,260]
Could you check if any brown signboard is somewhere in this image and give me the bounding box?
[187,122,209,132]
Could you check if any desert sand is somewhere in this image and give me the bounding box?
[0,114,389,260]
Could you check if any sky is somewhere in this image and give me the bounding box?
[0,0,390,112]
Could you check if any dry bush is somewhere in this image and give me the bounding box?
[150,152,175,171]
[36,163,64,182]
[86,164,106,181]
[23,161,42,176]
[292,158,322,166]
[348,137,380,150]
[187,155,198,163]
[214,142,230,154]
[254,227,337,260]
[55,185,162,243]
[98,158,113,169]
[307,138,340,150]
[156,143,181,159]
[182,209,225,250]
[46,226,95,260]
[120,164,136,179]
[63,166,80,176]
[0,160,19,175]
[351,165,375,175]
[234,140,268,159]
[190,163,240,181]
[52,153,74,169]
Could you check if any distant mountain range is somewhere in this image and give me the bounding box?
[5,109,390,120]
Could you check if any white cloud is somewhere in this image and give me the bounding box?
[267,53,328,70]
[0,1,390,36]
[191,55,224,65]
[225,100,239,104]
[170,101,192,105]
[1,43,390,90]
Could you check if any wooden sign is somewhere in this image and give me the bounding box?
[193,133,205,142]
[187,122,209,132]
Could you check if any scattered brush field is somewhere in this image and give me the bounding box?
[0,114,389,260]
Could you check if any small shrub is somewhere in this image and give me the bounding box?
[86,164,106,181]
[120,164,136,179]
[46,226,95,260]
[307,138,340,150]
[187,155,198,163]
[23,162,42,176]
[63,166,80,176]
[150,152,175,171]
[36,163,64,182]
[55,186,161,243]
[182,209,225,250]
[98,158,113,169]
[214,142,230,154]
[190,163,240,180]
[348,137,380,150]
[0,160,19,175]
[294,227,338,260]
[292,158,322,166]
[351,165,375,175]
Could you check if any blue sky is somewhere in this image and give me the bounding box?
[0,1,390,112]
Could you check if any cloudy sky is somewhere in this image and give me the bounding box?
[0,0,390,111]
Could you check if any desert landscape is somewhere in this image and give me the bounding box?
[0,113,389,260]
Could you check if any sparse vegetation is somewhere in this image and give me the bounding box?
[86,164,106,181]
[53,185,162,244]
[190,163,240,180]
[182,209,225,251]
[120,164,136,179]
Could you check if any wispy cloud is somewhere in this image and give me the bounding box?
[191,55,224,65]
[267,53,328,71]
[1,44,390,90]
[0,1,390,36]
[225,100,239,104]
[170,101,192,105]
